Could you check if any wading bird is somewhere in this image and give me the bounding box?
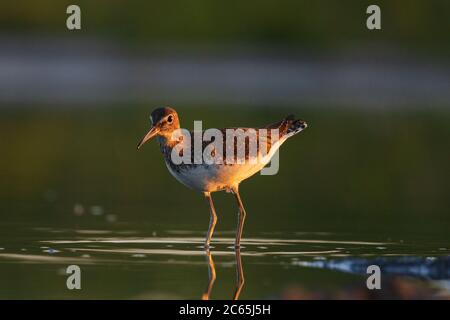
[137,107,307,248]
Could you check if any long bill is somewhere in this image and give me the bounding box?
[137,126,159,150]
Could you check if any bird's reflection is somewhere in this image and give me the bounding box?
[201,249,216,300]
[233,248,245,300]
[201,248,245,300]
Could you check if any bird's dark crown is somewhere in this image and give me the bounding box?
[151,107,178,124]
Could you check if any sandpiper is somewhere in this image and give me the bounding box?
[137,107,307,248]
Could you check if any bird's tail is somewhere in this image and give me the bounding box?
[284,114,308,138]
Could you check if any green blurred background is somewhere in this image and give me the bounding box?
[0,0,449,300]
[0,1,448,239]
[1,0,449,51]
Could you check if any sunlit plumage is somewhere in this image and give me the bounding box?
[137,106,307,248]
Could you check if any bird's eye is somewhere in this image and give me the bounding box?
[167,115,173,123]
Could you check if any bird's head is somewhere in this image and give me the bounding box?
[137,107,180,149]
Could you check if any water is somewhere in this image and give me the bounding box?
[0,225,449,299]
[0,107,448,299]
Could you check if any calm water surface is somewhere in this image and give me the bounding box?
[1,108,449,298]
[0,224,448,299]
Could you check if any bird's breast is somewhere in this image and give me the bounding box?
[158,131,285,192]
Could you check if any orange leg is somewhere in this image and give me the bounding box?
[204,192,218,248]
[232,186,247,248]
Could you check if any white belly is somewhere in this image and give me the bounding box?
[164,139,284,192]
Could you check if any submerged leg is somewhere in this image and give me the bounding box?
[232,185,247,248]
[233,247,245,300]
[204,192,218,248]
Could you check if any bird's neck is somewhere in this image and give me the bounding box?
[157,130,183,149]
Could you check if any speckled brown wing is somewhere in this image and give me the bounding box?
[162,115,305,169]
[195,116,296,164]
